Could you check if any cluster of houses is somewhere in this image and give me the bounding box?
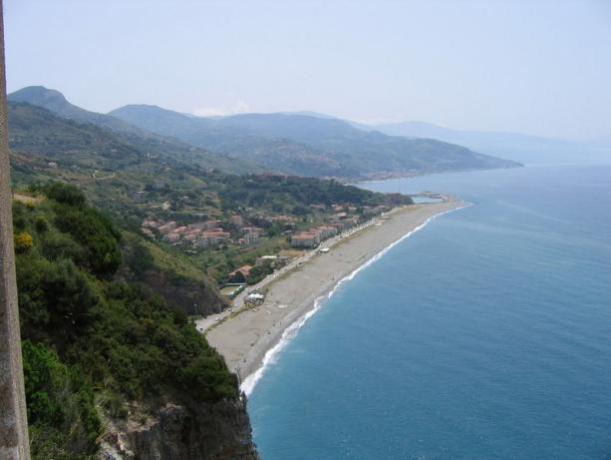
[291,225,339,248]
[290,206,366,248]
[141,217,264,248]
[140,203,390,251]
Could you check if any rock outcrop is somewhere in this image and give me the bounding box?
[101,398,258,460]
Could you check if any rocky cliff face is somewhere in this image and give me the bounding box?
[100,398,258,460]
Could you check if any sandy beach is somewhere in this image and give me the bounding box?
[205,198,466,393]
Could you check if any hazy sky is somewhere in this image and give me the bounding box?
[5,0,611,139]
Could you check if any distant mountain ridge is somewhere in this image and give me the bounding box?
[373,121,611,165]
[9,85,139,133]
[110,104,520,179]
[8,87,261,174]
[9,85,521,179]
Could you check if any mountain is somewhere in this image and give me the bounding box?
[374,121,611,165]
[10,86,522,178]
[8,85,139,133]
[8,87,261,175]
[110,104,521,179]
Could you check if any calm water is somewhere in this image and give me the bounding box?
[248,165,611,459]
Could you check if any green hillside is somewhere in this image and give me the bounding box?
[9,99,409,294]
[110,104,521,178]
[13,184,242,458]
[8,95,261,175]
[9,86,522,179]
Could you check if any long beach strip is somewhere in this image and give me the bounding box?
[205,198,467,395]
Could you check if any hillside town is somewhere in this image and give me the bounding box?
[139,202,392,287]
[141,203,391,250]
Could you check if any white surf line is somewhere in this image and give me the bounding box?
[240,203,470,397]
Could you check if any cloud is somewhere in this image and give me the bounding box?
[193,100,251,118]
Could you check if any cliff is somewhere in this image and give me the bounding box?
[12,184,258,458]
[101,398,258,460]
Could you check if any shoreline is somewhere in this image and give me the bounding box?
[194,207,394,335]
[205,198,468,395]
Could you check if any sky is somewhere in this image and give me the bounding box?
[4,0,611,139]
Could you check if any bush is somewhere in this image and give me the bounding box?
[34,217,48,233]
[17,257,99,346]
[14,231,33,253]
[40,231,86,264]
[54,205,122,277]
[36,182,86,207]
[247,261,274,285]
[23,341,101,459]
[126,240,154,278]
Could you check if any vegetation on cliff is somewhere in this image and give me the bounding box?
[14,184,239,458]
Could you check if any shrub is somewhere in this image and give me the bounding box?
[54,205,122,277]
[14,231,33,253]
[40,231,85,264]
[17,257,99,346]
[22,341,101,458]
[34,217,48,233]
[37,182,86,207]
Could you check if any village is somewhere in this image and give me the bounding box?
[140,202,392,288]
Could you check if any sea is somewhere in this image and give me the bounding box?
[248,164,611,459]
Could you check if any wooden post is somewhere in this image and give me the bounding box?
[0,0,31,457]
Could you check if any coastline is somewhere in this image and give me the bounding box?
[205,198,468,395]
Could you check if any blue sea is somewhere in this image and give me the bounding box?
[248,164,611,459]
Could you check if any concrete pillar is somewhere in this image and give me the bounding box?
[0,0,31,457]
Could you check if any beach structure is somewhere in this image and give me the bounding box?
[245,292,265,307]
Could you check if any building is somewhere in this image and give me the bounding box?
[269,215,298,226]
[196,230,230,247]
[163,233,181,244]
[189,220,222,231]
[157,221,177,234]
[291,231,320,248]
[228,265,253,283]
[257,255,278,263]
[316,225,338,239]
[230,215,244,227]
[242,226,264,245]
